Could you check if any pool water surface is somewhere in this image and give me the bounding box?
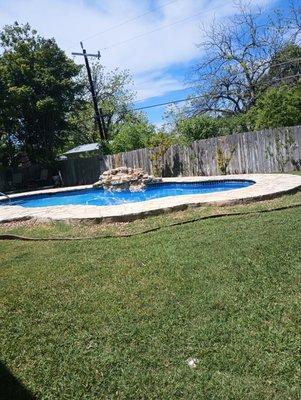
[1,180,254,208]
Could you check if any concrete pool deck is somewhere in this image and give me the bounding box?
[0,174,301,223]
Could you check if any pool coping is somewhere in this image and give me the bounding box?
[0,174,301,223]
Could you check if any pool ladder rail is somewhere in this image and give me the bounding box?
[0,192,11,204]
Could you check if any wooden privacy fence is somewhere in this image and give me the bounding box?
[59,126,301,186]
[0,164,54,192]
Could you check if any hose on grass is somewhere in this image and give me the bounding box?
[0,203,300,242]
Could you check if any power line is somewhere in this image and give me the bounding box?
[132,57,301,106]
[100,0,282,52]
[133,72,301,111]
[96,4,300,54]
[99,8,218,51]
[65,0,180,51]
[134,89,194,105]
[133,96,201,110]
[82,0,180,41]
[267,56,301,68]
[271,73,301,82]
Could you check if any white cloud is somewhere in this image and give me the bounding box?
[0,0,278,103]
[134,71,185,101]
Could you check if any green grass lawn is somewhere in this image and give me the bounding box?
[0,192,300,399]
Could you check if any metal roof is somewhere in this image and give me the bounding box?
[64,143,101,155]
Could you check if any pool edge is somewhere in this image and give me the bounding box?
[1,174,301,224]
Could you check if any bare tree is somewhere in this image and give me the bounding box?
[288,0,301,41]
[190,1,301,116]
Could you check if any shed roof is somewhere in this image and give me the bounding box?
[64,143,101,155]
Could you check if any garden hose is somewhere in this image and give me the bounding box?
[0,203,300,242]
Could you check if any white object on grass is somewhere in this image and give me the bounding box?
[186,357,199,368]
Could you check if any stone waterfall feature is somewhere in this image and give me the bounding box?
[93,167,162,191]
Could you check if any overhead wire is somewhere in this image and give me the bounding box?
[132,58,301,110]
[65,0,180,51]
[81,0,180,42]
[98,2,233,51]
[68,3,301,112]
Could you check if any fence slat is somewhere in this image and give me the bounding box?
[1,126,300,191]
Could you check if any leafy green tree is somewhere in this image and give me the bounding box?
[66,102,99,149]
[267,43,301,85]
[78,62,136,142]
[0,22,81,166]
[109,114,155,154]
[249,81,301,129]
[175,116,219,141]
[167,111,250,142]
[0,133,16,168]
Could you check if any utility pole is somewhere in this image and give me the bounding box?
[72,42,106,141]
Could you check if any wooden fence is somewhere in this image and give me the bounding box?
[59,126,301,186]
[1,126,300,190]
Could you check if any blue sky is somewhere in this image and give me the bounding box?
[0,0,290,126]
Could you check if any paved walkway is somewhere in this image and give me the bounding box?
[0,174,300,223]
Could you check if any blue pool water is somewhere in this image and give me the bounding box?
[1,180,254,208]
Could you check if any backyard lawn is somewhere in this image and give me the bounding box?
[0,192,300,399]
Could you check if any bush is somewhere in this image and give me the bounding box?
[249,81,301,130]
[171,80,301,142]
[109,116,155,154]
[175,114,250,141]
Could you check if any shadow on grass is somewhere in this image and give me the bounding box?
[0,362,36,399]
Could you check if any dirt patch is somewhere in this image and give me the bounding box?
[0,217,40,230]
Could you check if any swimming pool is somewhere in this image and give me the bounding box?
[1,180,254,208]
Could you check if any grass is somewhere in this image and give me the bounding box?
[0,192,300,399]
